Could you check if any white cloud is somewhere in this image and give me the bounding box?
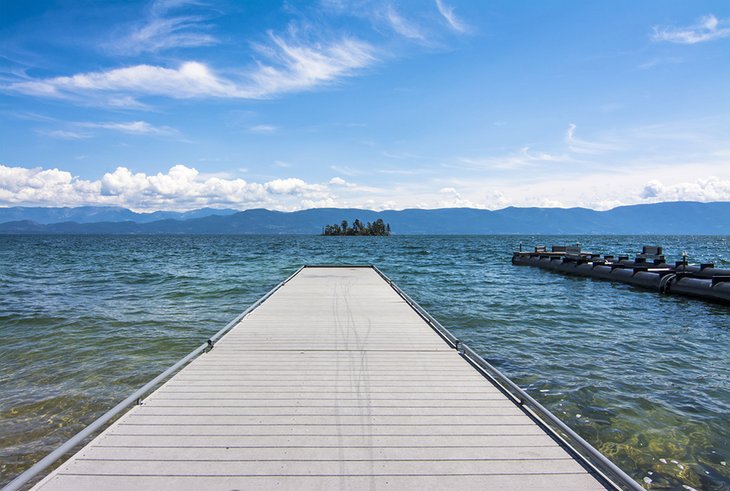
[435,186,476,208]
[435,0,468,33]
[0,163,334,211]
[461,146,565,170]
[651,14,730,44]
[100,167,150,197]
[640,177,730,202]
[441,117,729,208]
[264,177,327,195]
[115,16,216,55]
[1,0,479,108]
[3,149,728,213]
[107,96,151,109]
[0,165,99,207]
[8,62,244,99]
[36,120,178,141]
[377,167,431,176]
[248,32,376,97]
[565,124,625,155]
[248,124,278,134]
[40,129,91,140]
[382,150,422,160]
[108,0,218,55]
[79,120,178,136]
[329,165,363,177]
[7,33,377,102]
[329,176,356,187]
[484,190,509,210]
[638,56,683,70]
[384,6,427,42]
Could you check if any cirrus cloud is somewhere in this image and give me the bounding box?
[651,14,730,44]
[435,0,468,33]
[6,33,376,104]
[384,5,427,42]
[79,120,178,136]
[107,0,219,55]
[8,62,249,100]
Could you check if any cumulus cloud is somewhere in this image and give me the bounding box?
[0,163,333,211]
[4,163,728,213]
[651,14,730,44]
[640,177,730,202]
[0,165,99,207]
[265,177,327,195]
[329,176,357,187]
[435,186,477,208]
[484,190,510,210]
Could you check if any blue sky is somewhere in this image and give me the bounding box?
[1,0,729,211]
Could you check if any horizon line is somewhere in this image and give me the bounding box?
[2,199,729,215]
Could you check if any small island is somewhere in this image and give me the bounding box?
[322,218,391,236]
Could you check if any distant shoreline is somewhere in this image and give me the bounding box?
[1,202,730,234]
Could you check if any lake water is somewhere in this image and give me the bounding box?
[1,235,728,489]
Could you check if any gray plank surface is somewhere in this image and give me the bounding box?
[33,266,608,490]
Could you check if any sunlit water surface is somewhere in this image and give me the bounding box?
[0,235,728,489]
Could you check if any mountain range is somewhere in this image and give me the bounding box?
[0,202,729,235]
[0,206,239,224]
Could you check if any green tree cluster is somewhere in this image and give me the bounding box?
[322,218,391,236]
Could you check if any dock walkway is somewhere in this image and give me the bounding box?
[32,266,611,490]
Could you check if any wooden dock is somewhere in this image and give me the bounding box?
[31,266,612,490]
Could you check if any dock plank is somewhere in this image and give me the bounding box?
[97,433,561,448]
[63,458,590,475]
[33,266,608,490]
[39,473,607,491]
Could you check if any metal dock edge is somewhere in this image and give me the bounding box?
[372,265,641,490]
[3,266,305,491]
[4,265,641,491]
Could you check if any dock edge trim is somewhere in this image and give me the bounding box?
[3,265,306,491]
[371,265,643,491]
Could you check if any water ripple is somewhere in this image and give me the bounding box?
[0,234,728,489]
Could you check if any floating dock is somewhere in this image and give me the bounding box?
[9,266,639,491]
[513,245,730,304]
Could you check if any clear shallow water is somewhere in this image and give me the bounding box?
[0,235,728,489]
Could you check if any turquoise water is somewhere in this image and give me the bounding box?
[0,235,728,489]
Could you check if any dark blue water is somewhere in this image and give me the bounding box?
[1,235,728,489]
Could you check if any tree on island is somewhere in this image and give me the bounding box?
[322,218,391,236]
